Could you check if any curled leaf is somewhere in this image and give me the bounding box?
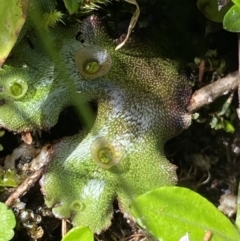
[116,0,140,50]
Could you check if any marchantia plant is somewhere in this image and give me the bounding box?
[0,0,193,236]
[40,14,192,232]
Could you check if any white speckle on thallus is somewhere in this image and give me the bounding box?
[108,87,153,134]
[179,233,190,241]
[81,179,106,199]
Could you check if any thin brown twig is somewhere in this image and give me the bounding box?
[4,144,52,207]
[188,71,239,113]
[5,168,44,207]
[61,219,67,238]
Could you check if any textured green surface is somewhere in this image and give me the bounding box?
[40,15,192,232]
[0,1,80,132]
[0,0,192,234]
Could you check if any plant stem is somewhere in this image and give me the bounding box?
[188,71,239,113]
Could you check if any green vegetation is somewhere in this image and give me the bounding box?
[61,226,94,241]
[0,0,240,240]
[0,202,16,241]
[130,187,240,241]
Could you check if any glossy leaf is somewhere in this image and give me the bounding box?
[130,186,240,241]
[223,5,240,32]
[63,0,80,14]
[232,0,240,8]
[61,226,94,241]
[0,0,29,67]
[197,0,231,22]
[0,202,16,241]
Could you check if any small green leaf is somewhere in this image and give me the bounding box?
[192,113,200,120]
[210,116,218,129]
[63,0,80,14]
[223,5,240,32]
[0,170,19,187]
[0,202,16,241]
[130,186,240,241]
[224,120,235,133]
[0,0,29,67]
[42,10,65,28]
[197,0,232,22]
[61,226,94,241]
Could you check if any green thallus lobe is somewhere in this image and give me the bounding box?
[40,15,191,232]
